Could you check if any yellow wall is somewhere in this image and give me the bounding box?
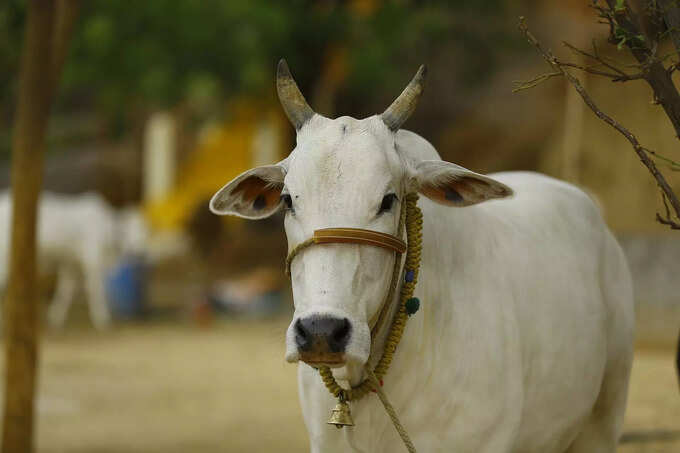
[146,104,288,231]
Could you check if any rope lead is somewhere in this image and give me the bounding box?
[365,367,418,453]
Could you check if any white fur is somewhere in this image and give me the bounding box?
[0,191,149,330]
[212,115,634,452]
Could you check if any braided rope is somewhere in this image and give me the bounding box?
[365,367,417,453]
[318,193,423,401]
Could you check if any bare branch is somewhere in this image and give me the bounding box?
[657,192,680,229]
[564,40,629,76]
[516,37,646,85]
[512,72,562,92]
[559,60,645,81]
[518,16,680,230]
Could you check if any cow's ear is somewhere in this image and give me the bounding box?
[210,164,286,219]
[411,160,513,207]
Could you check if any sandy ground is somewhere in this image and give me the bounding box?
[0,318,678,453]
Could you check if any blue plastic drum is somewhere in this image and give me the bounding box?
[106,256,147,319]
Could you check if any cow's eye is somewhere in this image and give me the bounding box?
[378,193,398,214]
[281,193,293,211]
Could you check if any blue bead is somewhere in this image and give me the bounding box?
[405,270,415,282]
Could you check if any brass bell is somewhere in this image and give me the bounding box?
[327,398,354,429]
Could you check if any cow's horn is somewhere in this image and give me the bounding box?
[381,65,427,132]
[277,59,315,130]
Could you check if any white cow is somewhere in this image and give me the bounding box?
[210,61,634,452]
[0,191,148,329]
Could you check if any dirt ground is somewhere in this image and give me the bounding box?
[1,318,678,453]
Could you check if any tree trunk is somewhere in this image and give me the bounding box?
[657,0,680,56]
[2,1,78,451]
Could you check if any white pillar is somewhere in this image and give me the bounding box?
[143,111,177,202]
[252,115,279,167]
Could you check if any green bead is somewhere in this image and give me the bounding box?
[405,297,420,316]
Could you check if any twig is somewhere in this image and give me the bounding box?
[518,16,680,230]
[512,72,562,92]
[645,148,680,171]
[516,38,645,84]
[656,192,680,229]
[564,41,629,76]
[559,61,645,81]
[591,39,625,74]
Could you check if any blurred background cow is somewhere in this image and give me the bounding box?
[0,191,145,329]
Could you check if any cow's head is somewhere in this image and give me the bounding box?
[210,60,512,379]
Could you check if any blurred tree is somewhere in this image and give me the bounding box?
[2,1,79,451]
[0,0,516,154]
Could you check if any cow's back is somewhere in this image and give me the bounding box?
[38,192,116,261]
[0,191,117,283]
[490,172,632,451]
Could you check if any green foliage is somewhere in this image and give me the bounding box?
[0,0,514,149]
[613,23,645,50]
[63,1,303,112]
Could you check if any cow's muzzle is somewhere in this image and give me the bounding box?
[295,315,351,366]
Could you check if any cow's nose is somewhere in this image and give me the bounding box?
[295,316,351,354]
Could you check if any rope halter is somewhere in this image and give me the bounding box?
[284,193,424,451]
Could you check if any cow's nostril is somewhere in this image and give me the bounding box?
[328,318,351,352]
[295,319,310,350]
[295,319,308,339]
[332,318,350,343]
